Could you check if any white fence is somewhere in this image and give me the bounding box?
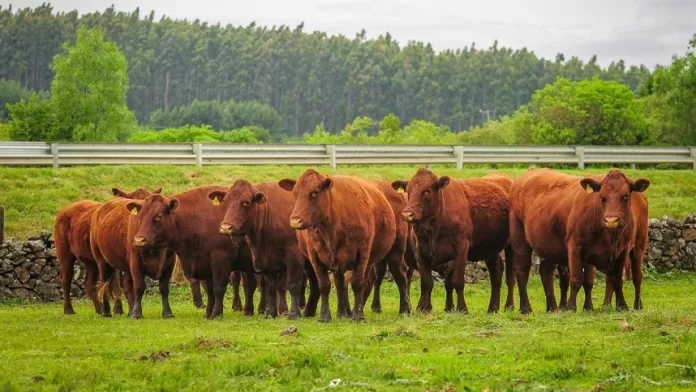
[0,142,694,169]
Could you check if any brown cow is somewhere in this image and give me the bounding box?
[391,169,514,314]
[126,186,258,319]
[91,196,176,319]
[509,168,649,313]
[279,169,405,322]
[54,187,160,315]
[208,180,319,319]
[554,188,649,311]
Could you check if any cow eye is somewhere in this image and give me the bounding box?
[600,196,606,204]
[623,195,629,201]
[423,189,431,195]
[310,190,319,198]
[153,213,163,222]
[242,200,251,207]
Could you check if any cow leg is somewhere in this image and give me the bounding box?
[610,269,628,311]
[540,261,558,312]
[277,270,289,316]
[582,264,595,311]
[443,273,454,312]
[334,271,351,318]
[264,274,279,319]
[351,257,370,322]
[256,274,267,315]
[158,257,175,319]
[630,250,644,310]
[369,259,387,313]
[485,254,504,314]
[210,262,231,319]
[204,279,215,319]
[557,264,569,310]
[129,263,147,320]
[230,271,243,312]
[315,263,332,323]
[303,262,319,317]
[84,263,101,314]
[98,265,115,318]
[190,278,205,309]
[451,240,470,313]
[237,271,254,316]
[113,272,126,316]
[286,266,303,320]
[566,245,584,313]
[510,215,533,314]
[299,272,308,309]
[59,250,77,315]
[120,272,134,317]
[417,264,434,313]
[503,245,515,311]
[386,255,411,315]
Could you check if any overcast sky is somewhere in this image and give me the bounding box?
[5,0,694,68]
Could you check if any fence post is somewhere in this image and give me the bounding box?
[454,146,464,170]
[326,145,337,170]
[575,146,585,170]
[0,206,4,243]
[690,148,696,170]
[50,143,59,169]
[193,143,203,168]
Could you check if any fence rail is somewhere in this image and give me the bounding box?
[0,142,694,169]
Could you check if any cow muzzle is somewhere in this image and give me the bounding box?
[401,211,416,223]
[604,217,621,230]
[290,217,306,229]
[219,224,232,235]
[133,236,147,247]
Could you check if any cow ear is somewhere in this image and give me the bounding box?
[391,180,408,193]
[631,179,650,193]
[112,188,129,198]
[207,191,225,206]
[126,202,142,216]
[580,178,601,194]
[253,192,268,205]
[320,177,333,192]
[152,188,162,194]
[437,176,450,190]
[168,199,179,212]
[278,179,296,192]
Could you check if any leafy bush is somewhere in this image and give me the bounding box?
[127,125,262,144]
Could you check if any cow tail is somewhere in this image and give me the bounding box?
[96,272,123,303]
[171,256,187,284]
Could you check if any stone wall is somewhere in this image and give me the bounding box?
[1,215,695,302]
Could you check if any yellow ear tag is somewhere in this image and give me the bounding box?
[397,187,405,194]
[212,197,220,206]
[586,185,593,194]
[130,208,138,216]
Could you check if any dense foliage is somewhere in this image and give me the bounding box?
[0,4,650,137]
[127,125,266,143]
[148,99,281,138]
[7,27,136,141]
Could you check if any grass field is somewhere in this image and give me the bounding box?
[1,164,696,239]
[1,273,695,391]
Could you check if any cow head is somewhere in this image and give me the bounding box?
[126,194,179,248]
[580,169,650,231]
[391,168,449,223]
[112,187,162,200]
[208,180,267,236]
[279,169,332,230]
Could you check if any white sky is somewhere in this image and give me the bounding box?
[5,0,694,68]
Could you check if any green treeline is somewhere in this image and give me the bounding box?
[0,3,650,137]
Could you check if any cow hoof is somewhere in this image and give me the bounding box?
[318,317,331,323]
[287,313,299,320]
[264,313,277,319]
[64,309,76,315]
[162,313,174,319]
[243,310,254,316]
[102,313,112,318]
[583,306,594,312]
[130,314,143,320]
[194,303,205,309]
[371,307,382,313]
[520,307,532,315]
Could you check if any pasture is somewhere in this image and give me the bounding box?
[0,274,695,391]
[0,164,695,239]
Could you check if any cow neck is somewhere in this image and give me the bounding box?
[245,202,271,257]
[168,207,192,255]
[312,191,340,269]
[584,196,631,272]
[416,191,445,261]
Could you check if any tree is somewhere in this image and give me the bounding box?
[7,94,58,141]
[0,79,32,120]
[51,27,136,141]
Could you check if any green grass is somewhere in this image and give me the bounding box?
[1,164,696,239]
[1,273,696,391]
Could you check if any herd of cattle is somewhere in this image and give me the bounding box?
[54,167,650,321]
